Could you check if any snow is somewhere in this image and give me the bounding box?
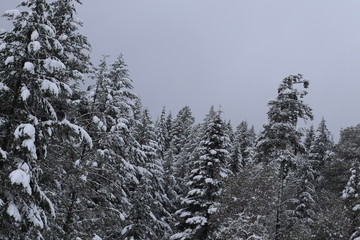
[4,9,21,19]
[80,174,87,181]
[188,189,203,196]
[210,149,217,155]
[31,30,39,41]
[7,202,21,221]
[21,84,30,101]
[92,235,102,240]
[208,206,218,214]
[41,24,55,37]
[60,119,93,148]
[43,58,65,73]
[60,82,73,95]
[9,163,32,195]
[5,56,14,65]
[353,204,360,211]
[28,204,44,228]
[14,123,37,159]
[0,82,10,91]
[59,33,68,41]
[28,41,41,52]
[121,224,133,235]
[185,216,207,225]
[0,43,6,51]
[41,79,60,95]
[93,116,100,124]
[0,82,10,92]
[0,199,3,206]
[24,62,34,73]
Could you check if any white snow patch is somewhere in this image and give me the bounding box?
[28,41,41,52]
[208,207,217,214]
[59,34,68,41]
[4,9,20,19]
[9,163,32,195]
[41,79,59,95]
[24,62,34,73]
[0,43,6,51]
[31,30,39,40]
[185,216,207,225]
[92,235,102,240]
[41,24,55,37]
[93,116,100,124]
[28,204,44,228]
[0,199,4,207]
[21,84,30,101]
[210,150,217,155]
[14,123,37,159]
[0,82,9,91]
[7,202,21,221]
[43,58,65,73]
[80,175,87,181]
[60,119,93,148]
[5,56,14,65]
[353,204,360,211]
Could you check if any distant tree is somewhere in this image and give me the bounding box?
[229,121,256,173]
[310,118,334,171]
[172,107,230,240]
[304,125,315,153]
[342,166,360,240]
[122,108,172,240]
[255,74,313,240]
[336,124,360,163]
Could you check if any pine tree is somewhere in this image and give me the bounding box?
[310,118,334,171]
[304,125,315,153]
[49,0,91,87]
[122,107,172,240]
[155,107,168,159]
[342,166,360,240]
[172,107,230,240]
[230,121,255,173]
[255,74,313,240]
[0,1,90,238]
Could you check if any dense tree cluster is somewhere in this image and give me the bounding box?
[0,1,359,239]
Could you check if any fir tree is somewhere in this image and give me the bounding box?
[172,107,230,240]
[310,118,334,170]
[0,1,90,238]
[123,108,172,240]
[342,166,360,240]
[304,125,315,153]
[255,74,313,240]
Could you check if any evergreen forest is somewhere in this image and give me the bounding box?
[1,1,360,240]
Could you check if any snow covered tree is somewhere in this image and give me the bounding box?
[122,107,172,240]
[304,125,315,153]
[49,0,91,87]
[155,107,169,159]
[336,124,360,163]
[167,106,195,200]
[342,166,360,240]
[309,118,334,171]
[286,156,316,239]
[255,74,313,240]
[229,120,255,173]
[79,55,141,239]
[172,107,230,240]
[0,0,91,238]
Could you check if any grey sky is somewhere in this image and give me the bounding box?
[1,1,360,140]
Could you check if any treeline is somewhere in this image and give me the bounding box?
[0,1,360,240]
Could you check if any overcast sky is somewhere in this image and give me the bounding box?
[1,1,360,141]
